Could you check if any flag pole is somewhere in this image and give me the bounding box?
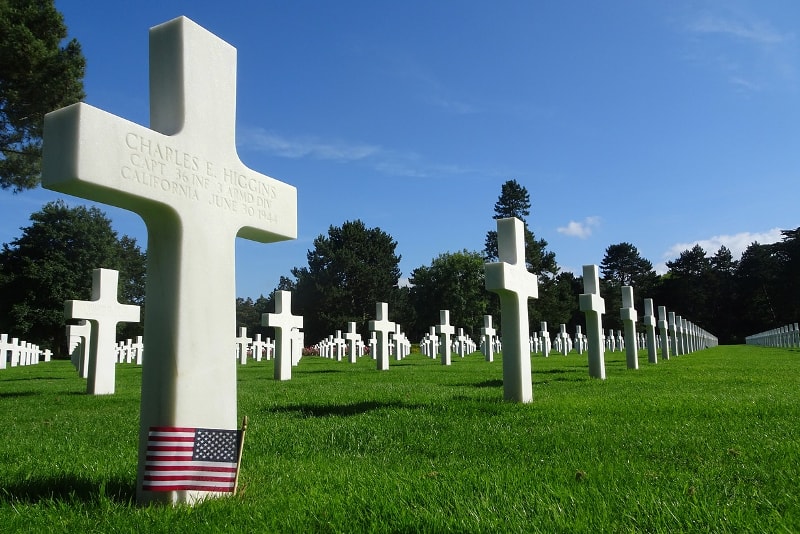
[234,415,248,495]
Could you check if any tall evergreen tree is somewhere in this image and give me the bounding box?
[408,250,488,340]
[1,0,86,191]
[282,220,401,343]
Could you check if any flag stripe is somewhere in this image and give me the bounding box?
[142,426,240,493]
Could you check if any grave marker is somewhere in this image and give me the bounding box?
[620,286,638,370]
[579,264,606,379]
[435,310,455,366]
[43,17,297,504]
[64,268,140,395]
[369,302,395,371]
[643,299,657,364]
[485,217,538,403]
[263,291,303,381]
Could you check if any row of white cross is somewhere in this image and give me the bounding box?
[745,323,800,348]
[0,334,52,369]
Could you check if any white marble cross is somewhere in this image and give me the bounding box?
[579,264,606,379]
[643,299,657,364]
[235,327,252,365]
[369,302,395,371]
[42,17,297,505]
[658,306,670,361]
[620,286,639,370]
[0,333,10,370]
[65,268,140,395]
[485,217,538,403]
[668,312,679,356]
[264,291,303,381]
[344,322,360,363]
[435,310,455,366]
[481,315,496,362]
[67,321,92,377]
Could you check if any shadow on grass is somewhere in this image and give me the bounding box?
[2,474,136,505]
[0,391,38,398]
[533,368,586,383]
[0,376,68,382]
[266,400,418,418]
[474,379,503,388]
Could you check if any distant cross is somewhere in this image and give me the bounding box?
[263,291,303,381]
[427,326,438,360]
[540,322,550,358]
[620,286,639,370]
[0,334,10,370]
[67,321,92,377]
[393,324,404,361]
[579,264,606,379]
[435,310,455,366]
[658,306,670,361]
[559,324,569,356]
[132,336,144,365]
[485,217,538,403]
[575,325,584,354]
[481,315,496,362]
[65,268,140,395]
[456,328,467,358]
[344,322,361,363]
[643,299,658,364]
[235,327,251,365]
[251,333,266,362]
[332,330,345,362]
[42,17,297,505]
[668,312,679,356]
[369,302,395,371]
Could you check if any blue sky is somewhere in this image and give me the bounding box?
[2,1,798,298]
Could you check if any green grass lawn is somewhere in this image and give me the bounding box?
[1,345,798,532]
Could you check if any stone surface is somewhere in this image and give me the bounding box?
[485,217,538,403]
[42,17,297,504]
[579,264,606,379]
[64,268,140,395]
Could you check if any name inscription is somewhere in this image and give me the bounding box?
[120,132,278,223]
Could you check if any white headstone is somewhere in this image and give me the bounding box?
[481,315,496,362]
[435,310,455,366]
[579,265,606,379]
[64,268,140,395]
[344,322,360,364]
[658,306,670,361]
[620,286,638,370]
[43,17,297,505]
[369,302,395,371]
[485,217,538,403]
[264,291,303,381]
[643,299,657,364]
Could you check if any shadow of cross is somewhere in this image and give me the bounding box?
[485,217,538,403]
[41,17,297,505]
[65,268,140,395]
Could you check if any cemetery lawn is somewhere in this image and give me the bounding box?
[1,346,798,533]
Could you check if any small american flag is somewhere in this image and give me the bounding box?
[143,426,241,492]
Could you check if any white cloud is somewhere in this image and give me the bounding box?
[687,15,790,45]
[656,228,784,273]
[239,128,380,162]
[557,216,601,239]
